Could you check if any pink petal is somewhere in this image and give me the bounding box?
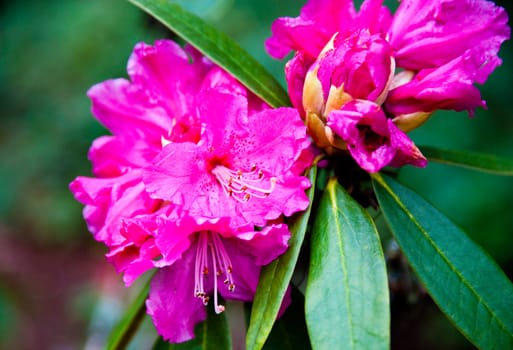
[88,78,169,142]
[154,215,200,267]
[266,0,356,59]
[389,0,509,72]
[285,52,314,116]
[235,224,291,266]
[317,30,393,101]
[386,52,487,116]
[266,0,391,60]
[144,92,312,227]
[328,100,425,172]
[128,40,211,119]
[88,135,158,177]
[387,120,427,169]
[147,251,207,343]
[70,173,159,245]
[356,0,392,35]
[218,238,261,302]
[106,241,157,286]
[143,142,231,219]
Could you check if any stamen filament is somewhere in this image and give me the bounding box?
[193,232,236,313]
[209,242,225,313]
[212,165,276,202]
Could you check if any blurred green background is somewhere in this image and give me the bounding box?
[1,0,512,349]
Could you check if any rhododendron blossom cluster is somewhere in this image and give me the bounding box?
[70,40,312,342]
[69,0,511,346]
[267,0,509,172]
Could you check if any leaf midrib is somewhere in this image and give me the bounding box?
[327,180,356,349]
[373,174,512,340]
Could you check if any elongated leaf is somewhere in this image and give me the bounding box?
[107,277,151,350]
[372,174,513,349]
[263,287,311,350]
[305,178,389,350]
[127,0,290,108]
[152,304,231,350]
[420,145,513,175]
[246,166,317,350]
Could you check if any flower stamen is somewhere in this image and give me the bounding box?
[212,164,277,203]
[194,232,235,314]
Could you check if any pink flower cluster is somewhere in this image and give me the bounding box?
[70,41,313,342]
[70,0,510,344]
[267,0,509,172]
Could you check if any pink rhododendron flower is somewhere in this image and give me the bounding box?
[143,87,312,228]
[327,100,427,172]
[145,215,291,342]
[70,40,211,247]
[267,0,509,172]
[69,40,312,343]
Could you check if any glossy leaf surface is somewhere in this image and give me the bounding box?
[373,174,513,349]
[262,287,311,350]
[420,146,513,175]
[306,178,389,349]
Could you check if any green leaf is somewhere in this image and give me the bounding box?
[127,0,290,108]
[263,287,311,350]
[246,166,317,350]
[152,336,171,350]
[305,178,390,350]
[152,302,232,350]
[420,145,513,175]
[107,277,152,350]
[372,174,513,349]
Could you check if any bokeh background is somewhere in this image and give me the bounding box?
[1,0,512,349]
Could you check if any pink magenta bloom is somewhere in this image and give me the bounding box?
[70,40,211,247]
[327,100,427,172]
[267,0,509,172]
[69,40,312,342]
[144,216,290,342]
[143,87,312,227]
[314,29,394,106]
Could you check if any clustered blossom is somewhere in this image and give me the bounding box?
[70,0,509,344]
[267,0,509,172]
[70,40,313,342]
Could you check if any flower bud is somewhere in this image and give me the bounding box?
[302,29,395,152]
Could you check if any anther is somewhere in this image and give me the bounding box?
[215,305,225,314]
[212,165,276,203]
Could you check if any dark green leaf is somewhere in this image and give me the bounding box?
[306,178,390,350]
[420,145,513,175]
[107,277,152,350]
[246,166,317,350]
[372,174,513,349]
[152,336,171,350]
[263,287,311,350]
[152,302,232,350]
[127,0,290,108]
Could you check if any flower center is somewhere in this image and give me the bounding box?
[211,164,277,202]
[356,124,388,152]
[194,231,235,314]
